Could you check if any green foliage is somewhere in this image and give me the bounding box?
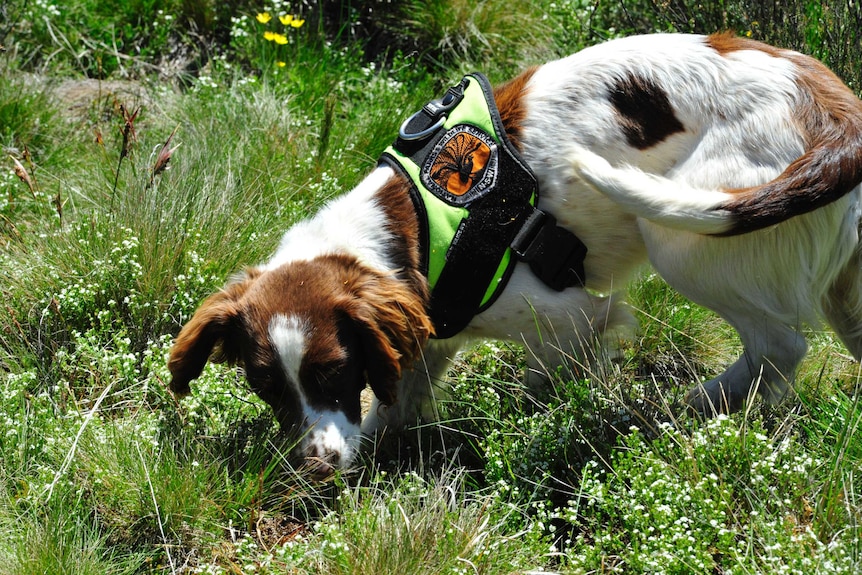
[302,472,550,575]
[0,485,147,575]
[390,0,550,76]
[0,1,861,573]
[4,0,180,76]
[446,349,629,508]
[1,0,279,77]
[226,5,308,75]
[628,273,739,383]
[564,417,861,572]
[0,73,57,154]
[800,390,862,539]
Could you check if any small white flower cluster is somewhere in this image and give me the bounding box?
[0,169,18,210]
[169,360,269,437]
[193,75,221,92]
[560,417,857,573]
[481,405,589,505]
[0,369,85,499]
[32,0,61,17]
[169,247,221,325]
[230,14,252,40]
[303,170,343,204]
[155,9,174,23]
[50,226,144,325]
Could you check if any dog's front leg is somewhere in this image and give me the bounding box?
[360,337,466,438]
[519,309,630,399]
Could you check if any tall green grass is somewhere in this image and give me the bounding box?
[0,0,861,573]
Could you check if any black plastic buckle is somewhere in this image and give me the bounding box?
[511,209,587,291]
[398,79,468,141]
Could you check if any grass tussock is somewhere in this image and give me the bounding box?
[0,0,861,573]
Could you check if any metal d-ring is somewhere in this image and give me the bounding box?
[398,111,446,141]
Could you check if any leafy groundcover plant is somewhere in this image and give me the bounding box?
[0,0,861,573]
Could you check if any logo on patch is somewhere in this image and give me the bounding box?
[421,124,498,206]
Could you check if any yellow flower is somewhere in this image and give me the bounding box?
[290,17,305,28]
[276,61,286,67]
[279,14,293,25]
[256,12,272,24]
[263,30,278,41]
[273,33,288,45]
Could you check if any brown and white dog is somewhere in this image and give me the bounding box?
[168,33,862,476]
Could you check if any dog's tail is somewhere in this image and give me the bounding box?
[714,129,862,235]
[571,64,862,236]
[571,133,862,236]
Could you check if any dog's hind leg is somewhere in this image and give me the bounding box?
[822,247,862,361]
[687,316,808,415]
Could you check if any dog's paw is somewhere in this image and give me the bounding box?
[686,379,750,417]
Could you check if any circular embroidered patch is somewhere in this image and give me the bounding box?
[421,124,498,206]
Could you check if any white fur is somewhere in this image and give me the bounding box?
[266,166,398,273]
[300,408,361,472]
[569,146,735,234]
[270,315,306,386]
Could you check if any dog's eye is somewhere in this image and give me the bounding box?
[316,363,341,385]
[308,359,348,391]
[311,357,367,401]
[243,366,276,394]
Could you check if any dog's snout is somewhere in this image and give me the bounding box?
[297,411,362,475]
[302,451,338,480]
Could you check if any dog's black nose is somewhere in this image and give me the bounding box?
[302,452,338,480]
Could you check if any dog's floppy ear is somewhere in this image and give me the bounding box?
[167,270,258,397]
[346,274,434,406]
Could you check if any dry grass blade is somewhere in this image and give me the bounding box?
[10,155,36,198]
[148,124,180,187]
[111,103,140,212]
[119,104,140,160]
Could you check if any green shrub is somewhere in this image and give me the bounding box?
[564,416,861,573]
[1,2,861,573]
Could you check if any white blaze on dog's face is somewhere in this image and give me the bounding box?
[167,252,433,477]
[268,314,363,473]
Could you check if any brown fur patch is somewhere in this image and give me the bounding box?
[493,67,537,151]
[706,33,862,235]
[237,255,431,408]
[373,173,430,304]
[706,31,784,58]
[168,248,433,427]
[609,73,685,150]
[167,273,258,396]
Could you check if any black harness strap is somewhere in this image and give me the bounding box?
[512,209,587,292]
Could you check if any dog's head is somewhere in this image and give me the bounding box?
[167,254,433,477]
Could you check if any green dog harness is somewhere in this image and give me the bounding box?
[380,73,587,338]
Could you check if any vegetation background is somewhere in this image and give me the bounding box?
[0,0,860,573]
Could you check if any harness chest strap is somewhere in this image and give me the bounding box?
[379,73,587,338]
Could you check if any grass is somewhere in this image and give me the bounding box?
[0,0,861,573]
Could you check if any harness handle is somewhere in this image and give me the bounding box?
[398,79,468,141]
